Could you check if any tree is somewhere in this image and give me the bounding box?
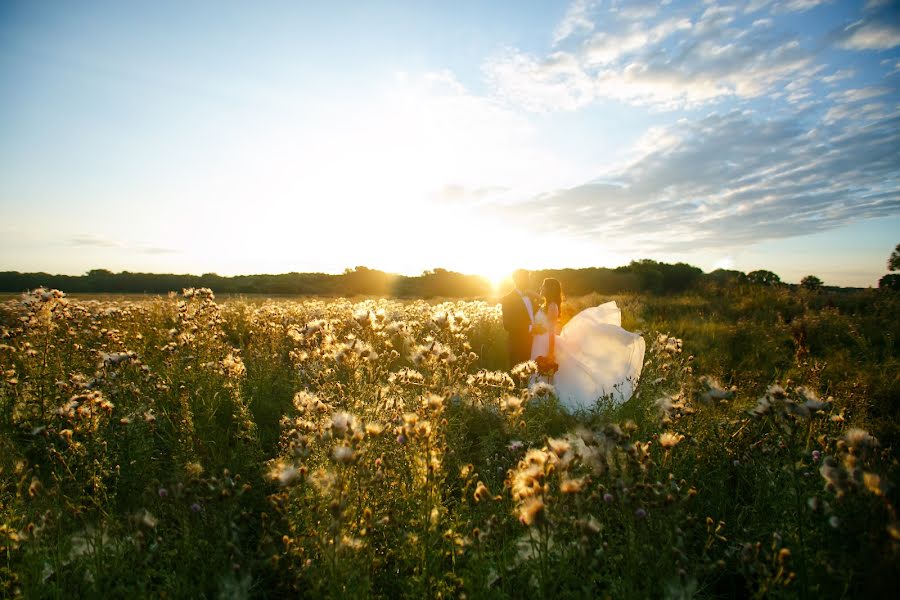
[888,243,900,272]
[879,273,900,291]
[747,270,781,286]
[801,275,823,290]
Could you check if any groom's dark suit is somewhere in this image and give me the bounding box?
[501,289,534,368]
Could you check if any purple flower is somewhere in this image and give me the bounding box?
[190,502,202,513]
[396,434,406,445]
[811,450,821,463]
[158,487,168,498]
[603,493,614,503]
[634,508,647,519]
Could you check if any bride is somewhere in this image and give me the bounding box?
[529,278,645,411]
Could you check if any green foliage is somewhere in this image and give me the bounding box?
[748,269,782,286]
[1,286,897,598]
[888,243,900,272]
[880,273,900,291]
[801,275,823,290]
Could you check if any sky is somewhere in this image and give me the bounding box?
[0,0,898,287]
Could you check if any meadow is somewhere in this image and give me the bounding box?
[0,283,897,598]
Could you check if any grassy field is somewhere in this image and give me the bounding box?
[1,284,897,598]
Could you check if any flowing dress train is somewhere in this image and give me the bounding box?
[531,301,645,411]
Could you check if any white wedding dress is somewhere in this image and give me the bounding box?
[531,301,645,411]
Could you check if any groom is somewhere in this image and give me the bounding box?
[501,269,539,368]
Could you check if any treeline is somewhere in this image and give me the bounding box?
[0,261,857,298]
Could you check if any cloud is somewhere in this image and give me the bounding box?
[584,18,692,65]
[483,50,595,112]
[834,20,900,50]
[67,234,176,255]
[827,86,891,102]
[68,235,120,248]
[553,0,596,45]
[487,0,821,111]
[510,109,900,251]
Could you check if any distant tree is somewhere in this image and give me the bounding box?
[888,243,900,271]
[801,275,823,290]
[879,273,900,291]
[747,270,781,286]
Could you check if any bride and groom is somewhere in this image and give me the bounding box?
[501,269,645,412]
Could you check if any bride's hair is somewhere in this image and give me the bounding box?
[541,278,562,309]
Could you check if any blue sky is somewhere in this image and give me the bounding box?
[1,0,898,286]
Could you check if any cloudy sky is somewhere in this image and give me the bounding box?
[1,0,898,286]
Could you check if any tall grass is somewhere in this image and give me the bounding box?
[0,285,896,598]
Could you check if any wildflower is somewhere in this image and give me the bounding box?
[603,492,614,503]
[796,387,830,413]
[138,510,158,529]
[843,428,877,451]
[863,472,884,496]
[819,457,850,497]
[365,422,384,436]
[518,498,545,526]
[422,393,444,414]
[500,395,524,415]
[508,440,524,452]
[561,477,585,494]
[528,381,556,398]
[811,450,821,463]
[547,437,571,458]
[697,376,735,404]
[158,488,168,498]
[331,412,358,438]
[332,445,355,465]
[190,503,202,513]
[185,462,204,478]
[473,481,491,503]
[634,508,647,519]
[659,432,684,450]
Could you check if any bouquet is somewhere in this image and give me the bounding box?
[535,355,559,377]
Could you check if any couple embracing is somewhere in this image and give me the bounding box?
[500,269,646,412]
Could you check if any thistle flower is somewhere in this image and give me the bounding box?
[560,477,585,494]
[422,393,444,414]
[518,498,545,526]
[331,412,358,438]
[473,481,491,502]
[697,376,735,404]
[528,381,556,398]
[500,395,524,415]
[332,445,356,465]
[659,432,685,450]
[843,428,877,451]
[547,437,571,458]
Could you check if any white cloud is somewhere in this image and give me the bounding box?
[553,0,597,45]
[511,109,900,250]
[828,86,891,102]
[836,20,900,50]
[821,68,856,83]
[584,18,692,65]
[772,0,833,14]
[487,0,821,111]
[483,50,595,112]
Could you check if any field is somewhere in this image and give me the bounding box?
[1,284,897,598]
